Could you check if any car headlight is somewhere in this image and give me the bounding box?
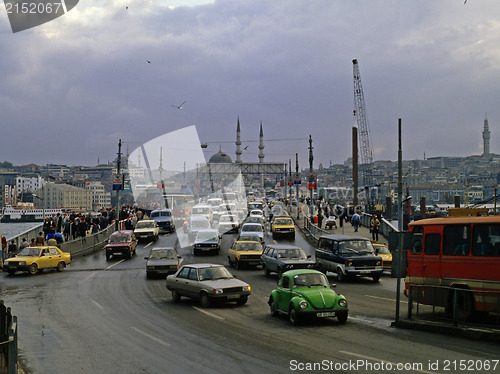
[376,261,381,266]
[243,285,251,292]
[299,300,308,309]
[286,264,293,269]
[348,261,352,266]
[338,299,347,307]
[19,261,26,266]
[214,288,223,294]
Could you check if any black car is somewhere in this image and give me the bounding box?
[150,209,175,233]
[193,229,221,255]
[145,247,183,279]
[315,234,383,282]
[261,244,316,276]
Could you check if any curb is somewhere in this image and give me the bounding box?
[393,319,500,343]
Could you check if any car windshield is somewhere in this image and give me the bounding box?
[198,266,233,281]
[375,245,390,254]
[242,224,262,232]
[196,231,218,241]
[277,248,306,259]
[220,215,236,223]
[109,234,130,243]
[238,235,258,241]
[136,221,155,229]
[293,273,329,288]
[192,220,210,229]
[193,207,210,214]
[150,249,177,259]
[339,240,374,255]
[235,242,262,251]
[18,247,41,257]
[275,219,292,225]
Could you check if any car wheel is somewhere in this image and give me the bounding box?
[337,311,348,324]
[194,249,199,256]
[372,274,381,282]
[6,270,15,275]
[29,263,38,275]
[288,305,300,325]
[269,298,278,316]
[263,264,270,276]
[56,262,65,272]
[228,257,233,267]
[171,289,181,302]
[235,260,241,270]
[129,250,133,259]
[290,233,295,240]
[236,297,248,306]
[336,267,344,282]
[200,292,211,308]
[277,267,283,277]
[106,254,111,261]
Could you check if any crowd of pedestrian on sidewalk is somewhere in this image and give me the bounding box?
[1,204,147,261]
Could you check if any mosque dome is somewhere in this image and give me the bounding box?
[208,147,233,163]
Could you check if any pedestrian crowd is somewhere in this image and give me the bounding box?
[1,204,145,260]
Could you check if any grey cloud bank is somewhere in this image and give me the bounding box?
[0,0,499,167]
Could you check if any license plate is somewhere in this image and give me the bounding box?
[114,252,122,255]
[227,294,240,299]
[202,248,211,251]
[317,312,335,318]
[359,271,370,274]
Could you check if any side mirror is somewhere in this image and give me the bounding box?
[144,257,148,260]
[330,283,337,288]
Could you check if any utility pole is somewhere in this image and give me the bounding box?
[353,126,359,206]
[296,153,300,219]
[309,135,314,215]
[115,139,122,230]
[395,118,403,322]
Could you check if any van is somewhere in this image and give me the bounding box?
[315,234,383,282]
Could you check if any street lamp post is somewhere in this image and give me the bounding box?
[32,193,45,223]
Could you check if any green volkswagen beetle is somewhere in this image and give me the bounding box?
[268,269,348,325]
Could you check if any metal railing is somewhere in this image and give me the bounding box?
[0,300,17,374]
[407,284,500,327]
[361,212,398,236]
[59,224,118,258]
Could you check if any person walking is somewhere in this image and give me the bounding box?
[370,214,380,241]
[352,211,360,232]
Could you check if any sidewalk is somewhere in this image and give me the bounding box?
[289,204,388,246]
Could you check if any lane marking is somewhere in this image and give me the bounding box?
[192,306,225,320]
[145,242,154,248]
[365,295,408,304]
[131,327,170,347]
[339,350,438,374]
[91,299,104,310]
[106,259,125,270]
[82,272,96,282]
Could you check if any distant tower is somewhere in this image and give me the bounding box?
[235,117,242,164]
[483,114,491,155]
[258,121,265,163]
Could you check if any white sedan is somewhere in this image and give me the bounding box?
[239,222,264,243]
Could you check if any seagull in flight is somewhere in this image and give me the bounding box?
[172,100,187,110]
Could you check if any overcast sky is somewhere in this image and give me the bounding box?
[0,0,499,169]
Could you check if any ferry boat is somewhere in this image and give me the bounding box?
[1,203,64,222]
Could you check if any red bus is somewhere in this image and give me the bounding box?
[405,216,500,320]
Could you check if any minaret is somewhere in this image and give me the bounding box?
[483,113,491,155]
[235,117,242,163]
[258,121,265,163]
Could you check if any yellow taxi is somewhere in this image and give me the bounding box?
[271,216,295,240]
[373,243,392,270]
[228,240,263,270]
[3,246,71,275]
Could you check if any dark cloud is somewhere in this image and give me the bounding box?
[0,0,499,167]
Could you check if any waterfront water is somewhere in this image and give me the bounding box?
[0,222,43,240]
